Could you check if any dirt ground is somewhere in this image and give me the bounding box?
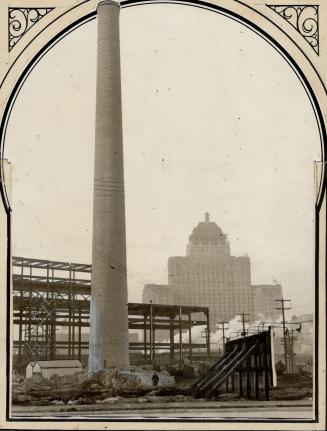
[269,373,313,401]
[12,371,313,408]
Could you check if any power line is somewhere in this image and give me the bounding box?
[91,252,242,332]
[296,320,313,324]
[143,283,241,330]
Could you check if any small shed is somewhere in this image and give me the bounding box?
[26,360,82,380]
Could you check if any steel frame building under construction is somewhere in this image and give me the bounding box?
[12,256,210,370]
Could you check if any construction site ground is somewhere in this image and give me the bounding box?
[12,368,313,419]
[12,399,313,419]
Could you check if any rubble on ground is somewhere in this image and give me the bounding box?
[12,366,313,406]
[51,400,65,405]
[11,367,176,406]
[10,362,213,406]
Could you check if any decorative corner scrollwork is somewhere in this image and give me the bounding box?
[267,5,319,54]
[8,7,55,52]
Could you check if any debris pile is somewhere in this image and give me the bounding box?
[108,368,175,389]
[12,367,176,406]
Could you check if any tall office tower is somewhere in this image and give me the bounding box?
[167,213,253,328]
[143,214,287,329]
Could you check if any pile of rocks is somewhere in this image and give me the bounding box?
[104,368,175,390]
[12,367,176,406]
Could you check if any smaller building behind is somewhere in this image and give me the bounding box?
[26,359,82,379]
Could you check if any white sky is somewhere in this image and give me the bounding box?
[5,4,321,316]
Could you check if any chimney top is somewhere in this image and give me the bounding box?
[205,212,210,222]
[98,0,120,8]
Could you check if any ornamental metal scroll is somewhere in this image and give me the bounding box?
[268,5,319,54]
[8,7,54,52]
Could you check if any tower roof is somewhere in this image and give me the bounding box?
[189,213,227,245]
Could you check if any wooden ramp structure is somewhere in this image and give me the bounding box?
[192,329,273,400]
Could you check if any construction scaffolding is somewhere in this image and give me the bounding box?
[12,256,210,370]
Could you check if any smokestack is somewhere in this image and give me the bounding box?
[89,0,129,372]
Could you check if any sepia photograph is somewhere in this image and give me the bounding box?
[0,0,326,429]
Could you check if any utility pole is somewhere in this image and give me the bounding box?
[289,330,295,374]
[289,323,301,374]
[276,299,291,374]
[217,322,229,351]
[238,313,250,337]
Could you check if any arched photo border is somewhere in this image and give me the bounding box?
[0,0,326,427]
